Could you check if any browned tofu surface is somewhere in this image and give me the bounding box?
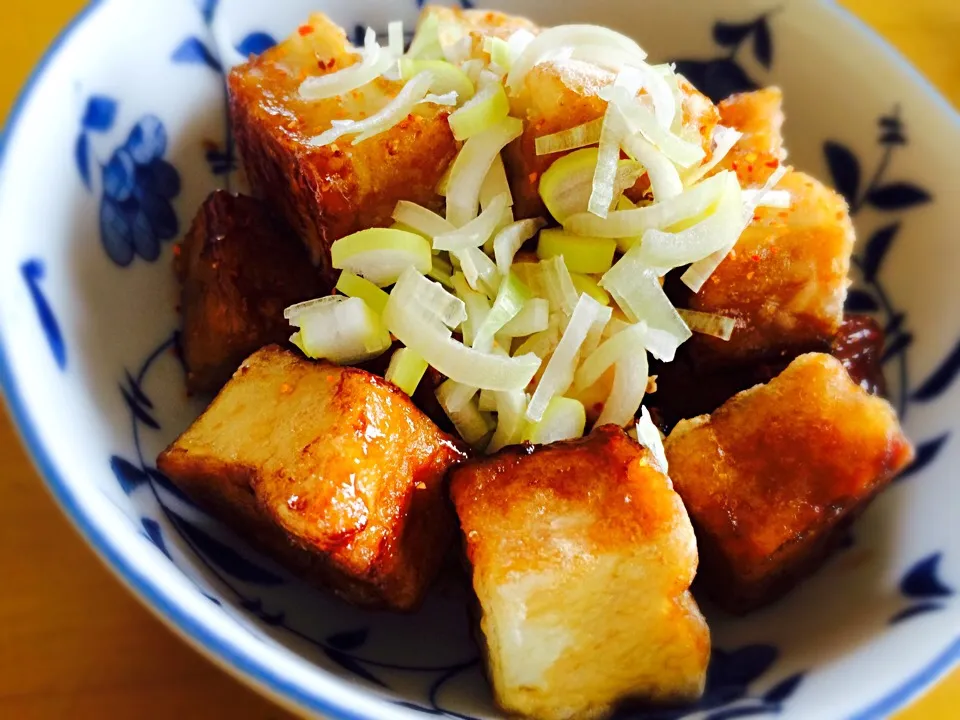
[665,353,914,612]
[229,13,459,278]
[714,88,787,186]
[687,169,855,365]
[419,5,540,61]
[175,191,326,394]
[158,345,467,610]
[505,64,720,220]
[450,426,709,720]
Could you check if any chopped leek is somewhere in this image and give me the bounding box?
[385,347,428,395]
[331,227,432,287]
[487,390,529,452]
[500,298,549,337]
[473,273,531,351]
[392,201,456,239]
[539,147,644,223]
[451,272,490,345]
[479,155,514,211]
[434,194,510,252]
[457,246,500,295]
[570,273,611,306]
[536,229,617,275]
[493,218,546,274]
[436,378,478,412]
[407,13,443,60]
[478,388,498,412]
[596,345,649,427]
[399,58,474,101]
[436,385,492,449]
[294,296,392,364]
[335,271,390,315]
[535,118,604,156]
[448,81,511,141]
[299,28,394,101]
[522,396,586,445]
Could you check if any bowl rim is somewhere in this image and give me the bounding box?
[0,1,958,719]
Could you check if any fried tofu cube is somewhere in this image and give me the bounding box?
[665,353,914,613]
[417,5,539,62]
[687,169,855,365]
[229,14,460,278]
[714,88,787,186]
[450,426,710,720]
[176,191,326,394]
[505,63,719,220]
[157,345,467,610]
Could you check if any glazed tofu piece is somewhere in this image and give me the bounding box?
[158,345,466,610]
[450,426,709,720]
[686,169,855,365]
[714,88,787,186]
[229,13,459,278]
[505,63,719,220]
[665,353,914,613]
[176,191,326,394]
[417,5,539,62]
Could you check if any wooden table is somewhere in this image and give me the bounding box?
[1,1,958,717]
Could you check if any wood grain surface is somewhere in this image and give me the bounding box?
[1,1,957,717]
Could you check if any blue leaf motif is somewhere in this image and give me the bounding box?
[102,148,136,201]
[121,384,160,428]
[125,115,167,165]
[140,193,179,241]
[866,182,932,211]
[75,134,91,190]
[81,95,118,132]
[890,602,944,624]
[713,21,755,47]
[131,210,160,262]
[762,673,803,704]
[323,648,388,688]
[899,434,949,480]
[141,518,170,558]
[100,197,135,267]
[752,18,772,69]
[172,36,222,72]
[146,468,194,505]
[235,31,277,58]
[708,644,778,691]
[823,141,861,207]
[111,455,149,494]
[327,628,369,651]
[912,339,960,401]
[671,59,758,104]
[901,553,954,599]
[169,512,284,585]
[123,370,152,408]
[196,0,217,25]
[881,332,913,364]
[845,288,879,313]
[137,159,181,199]
[861,223,899,282]
[394,701,442,715]
[20,260,66,370]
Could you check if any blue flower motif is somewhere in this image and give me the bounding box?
[96,114,181,266]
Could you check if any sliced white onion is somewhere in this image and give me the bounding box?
[682,164,789,292]
[457,246,501,295]
[677,309,737,341]
[436,378,478,413]
[407,13,443,60]
[513,314,562,359]
[506,28,536,64]
[473,273,530,352]
[565,170,733,240]
[634,172,742,269]
[506,24,647,93]
[392,201,456,239]
[386,269,540,391]
[622,132,684,201]
[487,389,529,453]
[284,295,341,324]
[523,396,586,445]
[617,101,705,168]
[588,99,628,218]
[299,28,394,101]
[387,264,466,329]
[538,255,580,319]
[450,271,491,346]
[446,117,523,227]
[682,125,743,186]
[582,300,613,357]
[527,293,606,422]
[601,252,691,361]
[574,320,647,392]
[434,194,510,252]
[635,62,677,129]
[309,71,434,146]
[437,384,492,449]
[479,155,514,210]
[596,344,648,427]
[743,189,791,209]
[500,298,550,337]
[295,296,392,364]
[535,118,604,156]
[421,91,459,106]
[478,388,498,412]
[493,218,547,275]
[635,406,667,472]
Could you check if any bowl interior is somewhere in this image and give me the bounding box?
[1,1,958,718]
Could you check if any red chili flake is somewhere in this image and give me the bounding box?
[298,24,313,36]
[766,160,779,168]
[751,254,761,262]
[747,164,755,173]
[528,172,539,184]
[326,375,336,383]
[172,244,181,257]
[280,382,293,394]
[731,161,739,170]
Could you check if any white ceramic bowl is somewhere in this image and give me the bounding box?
[2,1,958,718]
